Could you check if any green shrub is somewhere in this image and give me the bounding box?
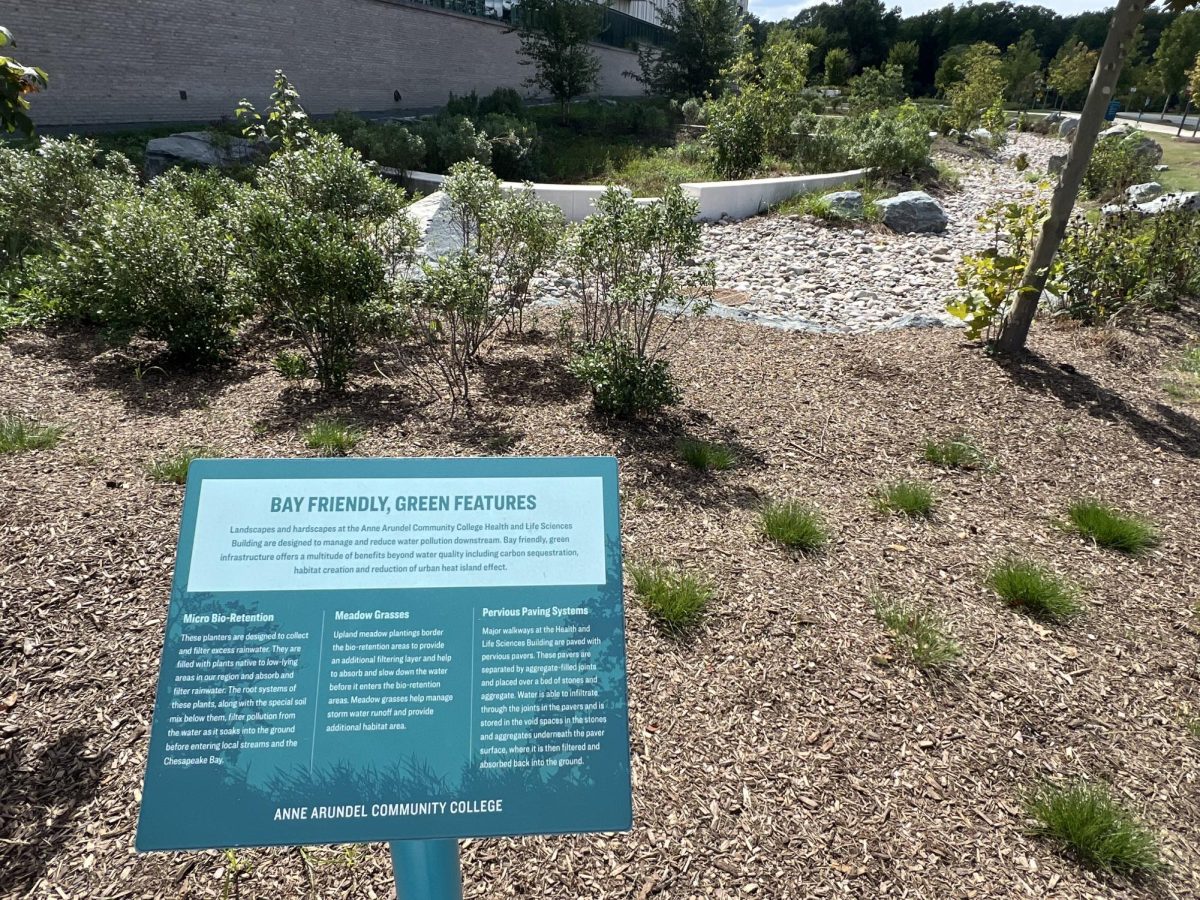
[304,418,364,456]
[680,97,706,125]
[0,137,137,271]
[149,447,217,484]
[873,479,935,518]
[477,113,538,180]
[988,558,1083,621]
[419,115,492,173]
[923,436,984,469]
[676,437,735,471]
[352,121,427,172]
[841,101,933,180]
[604,144,714,197]
[273,350,311,381]
[705,88,769,178]
[846,63,905,115]
[1067,499,1158,554]
[240,136,414,392]
[1025,781,1161,875]
[875,599,960,671]
[758,500,828,552]
[1082,131,1157,201]
[569,338,679,418]
[1058,208,1200,325]
[39,187,245,365]
[564,186,712,416]
[0,411,63,453]
[479,87,526,119]
[629,562,711,629]
[790,112,849,175]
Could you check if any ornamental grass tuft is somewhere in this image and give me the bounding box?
[988,558,1083,622]
[1025,781,1162,876]
[1067,499,1158,555]
[874,598,960,671]
[0,411,63,454]
[758,500,828,552]
[873,479,935,518]
[629,563,712,631]
[304,418,364,456]
[923,435,984,470]
[148,447,217,485]
[676,437,735,472]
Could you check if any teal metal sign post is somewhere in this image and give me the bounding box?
[135,457,630,897]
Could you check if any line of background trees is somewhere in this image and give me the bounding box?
[656,0,1200,114]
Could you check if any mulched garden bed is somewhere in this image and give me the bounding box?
[2,312,1198,898]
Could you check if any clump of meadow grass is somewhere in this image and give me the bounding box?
[758,500,828,552]
[1025,781,1162,876]
[629,563,712,630]
[988,558,1083,622]
[1067,499,1158,554]
[873,479,935,518]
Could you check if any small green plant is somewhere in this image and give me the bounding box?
[1187,718,1200,738]
[0,411,62,453]
[1067,499,1158,554]
[873,479,935,518]
[874,598,961,671]
[629,563,712,630]
[221,847,254,900]
[1164,346,1200,401]
[569,338,680,418]
[273,349,311,381]
[304,419,363,456]
[1025,781,1162,875]
[676,437,735,471]
[148,447,216,484]
[923,436,984,470]
[758,500,828,552]
[988,558,1083,621]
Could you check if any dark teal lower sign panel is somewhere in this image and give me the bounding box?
[136,456,631,851]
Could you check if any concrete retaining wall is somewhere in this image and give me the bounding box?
[681,170,867,221]
[398,167,869,223]
[7,0,641,128]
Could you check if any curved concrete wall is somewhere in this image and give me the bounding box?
[6,0,641,128]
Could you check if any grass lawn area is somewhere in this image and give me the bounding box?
[1154,135,1200,192]
[3,313,1200,897]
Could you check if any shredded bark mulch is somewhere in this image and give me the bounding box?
[1,312,1198,899]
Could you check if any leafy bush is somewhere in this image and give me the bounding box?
[240,136,413,392]
[841,100,932,179]
[1057,208,1200,325]
[676,437,735,471]
[949,194,1049,340]
[923,435,984,469]
[680,97,706,125]
[605,143,714,196]
[629,562,711,630]
[564,186,712,416]
[351,121,427,172]
[1082,131,1156,201]
[273,349,311,381]
[988,558,1082,621]
[846,64,906,115]
[39,186,245,365]
[1025,782,1162,875]
[477,113,538,180]
[0,137,137,272]
[478,87,526,119]
[790,113,849,175]
[420,115,492,173]
[705,87,770,178]
[568,338,679,417]
[1067,499,1158,554]
[873,479,935,518]
[875,598,960,671]
[0,411,62,453]
[149,447,217,484]
[304,418,364,456]
[946,43,1004,137]
[758,500,828,552]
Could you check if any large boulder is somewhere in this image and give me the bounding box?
[1126,181,1164,204]
[1137,191,1200,216]
[821,190,863,219]
[876,191,948,234]
[1058,118,1079,139]
[144,131,264,177]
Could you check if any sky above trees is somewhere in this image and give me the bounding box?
[753,0,1116,23]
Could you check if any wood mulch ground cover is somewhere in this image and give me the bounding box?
[1,312,1198,899]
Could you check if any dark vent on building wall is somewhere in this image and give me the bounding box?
[179,90,187,101]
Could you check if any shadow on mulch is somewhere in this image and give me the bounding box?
[258,382,427,434]
[478,352,584,407]
[11,326,262,417]
[0,728,109,896]
[1001,350,1200,460]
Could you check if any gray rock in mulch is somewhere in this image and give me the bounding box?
[404,190,463,260]
[1126,181,1164,203]
[1058,118,1079,138]
[875,191,949,234]
[821,190,864,219]
[1047,153,1068,175]
[879,311,963,330]
[1136,191,1200,216]
[144,131,265,177]
[967,128,996,144]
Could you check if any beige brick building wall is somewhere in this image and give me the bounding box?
[6,0,643,127]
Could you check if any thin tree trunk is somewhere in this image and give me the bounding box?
[993,0,1148,354]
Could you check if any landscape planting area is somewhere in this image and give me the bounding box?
[3,307,1199,897]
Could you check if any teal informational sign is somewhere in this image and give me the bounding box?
[136,457,631,851]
